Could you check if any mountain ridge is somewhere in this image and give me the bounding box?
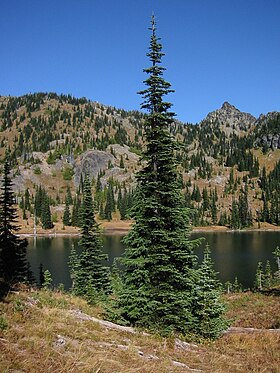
[0,92,279,230]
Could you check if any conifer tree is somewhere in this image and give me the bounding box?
[273,246,280,281]
[118,17,210,335]
[104,181,115,221]
[98,202,105,220]
[202,187,210,211]
[63,200,71,226]
[24,188,31,211]
[71,194,82,227]
[264,260,272,289]
[34,185,44,218]
[261,192,269,223]
[65,185,73,205]
[104,193,113,221]
[118,188,128,220]
[39,263,44,288]
[41,197,53,229]
[238,183,252,228]
[71,175,110,299]
[68,244,80,290]
[42,269,53,289]
[232,276,242,292]
[254,262,263,291]
[270,192,280,225]
[210,193,217,224]
[120,155,125,168]
[193,244,228,339]
[0,157,29,284]
[230,199,240,229]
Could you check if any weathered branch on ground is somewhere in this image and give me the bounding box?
[70,310,204,370]
[223,327,280,335]
[70,309,149,335]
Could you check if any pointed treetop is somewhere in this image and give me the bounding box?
[151,13,156,33]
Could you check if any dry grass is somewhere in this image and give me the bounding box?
[224,292,280,329]
[0,289,279,372]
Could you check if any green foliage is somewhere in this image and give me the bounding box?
[42,269,53,289]
[63,201,71,226]
[232,277,243,292]
[104,181,115,221]
[119,155,125,168]
[41,199,53,229]
[0,156,29,284]
[33,166,41,175]
[273,246,280,280]
[65,185,73,205]
[193,245,228,339]
[259,163,280,225]
[68,244,80,290]
[24,188,31,211]
[71,195,82,227]
[34,186,53,229]
[264,260,272,289]
[230,199,240,230]
[253,249,280,292]
[70,175,111,300]
[63,166,74,181]
[254,262,263,291]
[117,17,227,338]
[46,151,56,164]
[0,315,8,331]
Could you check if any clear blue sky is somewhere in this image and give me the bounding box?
[0,0,279,123]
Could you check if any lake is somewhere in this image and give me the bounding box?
[26,231,280,290]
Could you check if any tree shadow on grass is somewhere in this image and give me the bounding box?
[0,281,10,301]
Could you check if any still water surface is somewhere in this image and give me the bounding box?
[27,231,280,290]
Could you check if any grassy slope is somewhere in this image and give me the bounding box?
[0,288,279,372]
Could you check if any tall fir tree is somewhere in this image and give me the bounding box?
[230,199,240,229]
[0,157,29,284]
[65,185,73,205]
[104,181,115,221]
[71,194,82,227]
[41,197,53,229]
[118,17,214,336]
[24,188,31,211]
[71,175,110,300]
[238,183,252,228]
[63,199,71,226]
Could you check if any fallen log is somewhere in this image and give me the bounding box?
[223,326,280,335]
[70,309,149,335]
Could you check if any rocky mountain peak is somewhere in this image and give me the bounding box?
[203,101,256,134]
[221,101,239,112]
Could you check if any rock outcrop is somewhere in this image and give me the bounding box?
[254,112,280,150]
[74,150,116,186]
[203,102,256,134]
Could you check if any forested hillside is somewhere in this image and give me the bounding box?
[0,92,279,230]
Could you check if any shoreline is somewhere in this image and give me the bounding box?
[18,221,280,237]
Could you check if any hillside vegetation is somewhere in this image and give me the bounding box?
[0,92,280,231]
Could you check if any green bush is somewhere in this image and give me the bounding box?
[63,166,74,180]
[0,315,8,331]
[33,166,41,175]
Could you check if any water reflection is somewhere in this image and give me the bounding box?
[27,232,280,290]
